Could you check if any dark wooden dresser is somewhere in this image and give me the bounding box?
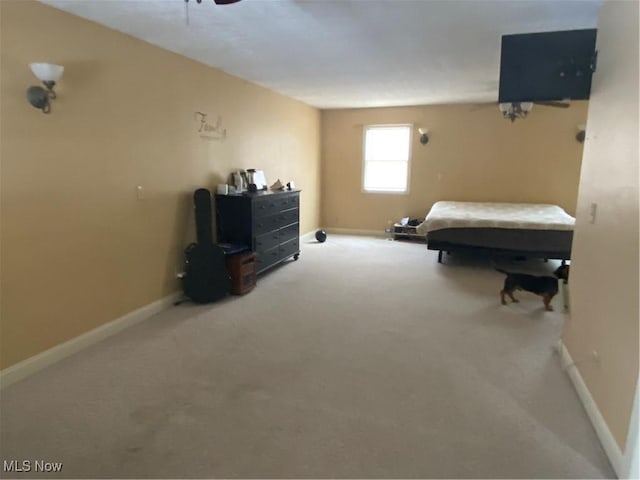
[215,190,300,274]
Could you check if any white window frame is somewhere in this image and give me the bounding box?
[362,124,413,194]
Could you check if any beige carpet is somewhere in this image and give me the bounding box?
[0,235,614,478]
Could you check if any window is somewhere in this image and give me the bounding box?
[363,125,412,193]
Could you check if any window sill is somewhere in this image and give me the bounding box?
[363,189,409,195]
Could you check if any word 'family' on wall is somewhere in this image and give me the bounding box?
[194,112,227,140]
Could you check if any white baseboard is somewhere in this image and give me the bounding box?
[324,227,385,237]
[301,228,385,241]
[622,379,639,479]
[560,341,624,476]
[0,291,182,389]
[300,230,319,242]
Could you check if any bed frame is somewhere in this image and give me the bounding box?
[426,227,573,264]
[428,240,571,264]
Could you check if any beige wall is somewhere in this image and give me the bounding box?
[321,102,588,231]
[562,0,639,453]
[0,1,321,369]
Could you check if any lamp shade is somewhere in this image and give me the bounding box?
[498,103,510,113]
[29,63,64,82]
[520,102,533,112]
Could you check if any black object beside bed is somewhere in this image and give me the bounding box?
[417,201,575,263]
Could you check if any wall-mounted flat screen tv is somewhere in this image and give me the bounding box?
[498,29,597,103]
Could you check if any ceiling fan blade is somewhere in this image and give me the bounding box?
[213,0,241,3]
[469,102,498,112]
[534,101,571,108]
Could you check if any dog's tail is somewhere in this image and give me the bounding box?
[491,260,509,275]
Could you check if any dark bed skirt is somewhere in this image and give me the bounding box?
[426,227,573,261]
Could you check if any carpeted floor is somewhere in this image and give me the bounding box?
[0,235,615,478]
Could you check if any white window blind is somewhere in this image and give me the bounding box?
[363,125,412,193]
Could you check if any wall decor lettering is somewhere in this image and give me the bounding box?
[194,111,227,140]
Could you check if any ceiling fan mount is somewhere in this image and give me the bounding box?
[533,100,571,109]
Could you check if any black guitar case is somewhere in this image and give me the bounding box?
[182,188,231,303]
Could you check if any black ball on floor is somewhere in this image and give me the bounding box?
[315,230,327,243]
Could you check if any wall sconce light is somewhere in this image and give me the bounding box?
[26,63,64,114]
[418,128,430,145]
[576,124,586,143]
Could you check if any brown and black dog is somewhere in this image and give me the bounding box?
[496,265,570,311]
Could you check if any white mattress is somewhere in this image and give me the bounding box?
[416,201,576,235]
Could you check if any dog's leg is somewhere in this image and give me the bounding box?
[500,290,507,305]
[502,289,518,303]
[543,294,554,311]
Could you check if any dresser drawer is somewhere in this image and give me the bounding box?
[255,231,280,253]
[279,223,299,243]
[279,237,300,258]
[276,208,299,227]
[253,214,281,236]
[253,197,279,218]
[255,245,281,272]
[276,194,299,210]
[272,195,288,210]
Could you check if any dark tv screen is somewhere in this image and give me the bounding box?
[498,29,597,103]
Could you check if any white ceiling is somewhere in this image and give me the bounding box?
[39,0,602,109]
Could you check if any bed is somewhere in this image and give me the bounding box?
[415,201,575,263]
